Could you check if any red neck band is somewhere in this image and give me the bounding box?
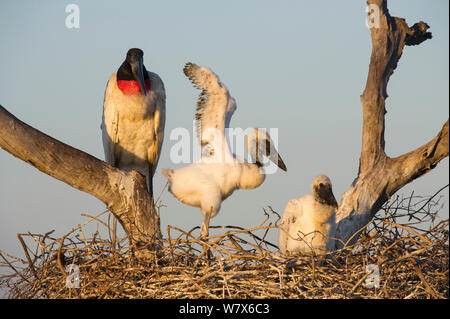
[117,78,151,95]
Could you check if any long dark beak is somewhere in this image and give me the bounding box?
[264,138,287,172]
[276,154,287,172]
[130,56,147,95]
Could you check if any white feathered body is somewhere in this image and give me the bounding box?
[101,72,165,187]
[163,62,286,237]
[279,194,336,255]
[165,158,264,218]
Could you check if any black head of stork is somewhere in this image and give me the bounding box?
[117,48,149,95]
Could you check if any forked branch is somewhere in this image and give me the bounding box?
[335,0,448,248]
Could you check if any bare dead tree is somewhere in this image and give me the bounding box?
[0,106,161,255]
[334,0,449,248]
[0,0,448,255]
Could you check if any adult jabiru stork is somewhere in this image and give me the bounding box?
[101,48,165,198]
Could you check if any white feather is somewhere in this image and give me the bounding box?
[163,63,285,237]
[101,71,166,193]
[279,175,336,255]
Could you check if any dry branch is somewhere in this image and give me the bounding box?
[0,105,160,254]
[335,0,449,248]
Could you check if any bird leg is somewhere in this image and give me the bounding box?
[200,211,211,239]
[146,164,157,223]
[147,163,154,199]
[200,208,213,261]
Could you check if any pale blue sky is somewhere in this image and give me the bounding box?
[0,1,448,261]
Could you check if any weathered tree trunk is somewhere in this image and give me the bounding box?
[334,0,449,248]
[0,105,161,255]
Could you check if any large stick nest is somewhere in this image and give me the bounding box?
[1,188,448,299]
